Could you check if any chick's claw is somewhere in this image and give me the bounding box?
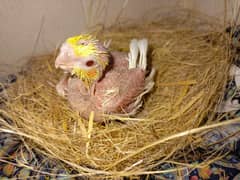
[56,74,69,97]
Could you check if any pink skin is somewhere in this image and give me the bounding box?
[55,42,108,74]
[56,43,146,121]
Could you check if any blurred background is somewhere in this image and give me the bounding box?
[0,0,238,74]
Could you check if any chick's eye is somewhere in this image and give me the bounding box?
[86,60,95,67]
[78,41,88,45]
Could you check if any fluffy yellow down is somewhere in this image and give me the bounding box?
[66,34,97,57]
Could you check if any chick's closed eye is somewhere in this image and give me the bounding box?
[77,40,88,46]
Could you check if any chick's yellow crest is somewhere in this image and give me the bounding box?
[66,34,97,57]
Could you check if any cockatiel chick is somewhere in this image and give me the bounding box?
[55,34,155,121]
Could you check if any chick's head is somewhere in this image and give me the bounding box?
[55,34,109,84]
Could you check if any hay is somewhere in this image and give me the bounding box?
[0,15,234,177]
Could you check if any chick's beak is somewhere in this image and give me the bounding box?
[55,53,71,70]
[55,55,61,69]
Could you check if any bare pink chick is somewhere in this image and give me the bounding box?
[55,35,155,121]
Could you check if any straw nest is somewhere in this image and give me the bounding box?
[0,15,232,177]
